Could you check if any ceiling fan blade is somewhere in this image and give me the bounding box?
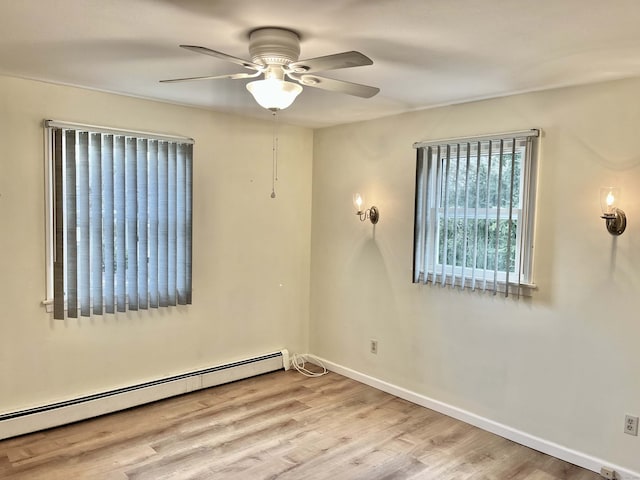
[295,74,380,98]
[180,45,263,71]
[286,51,373,73]
[160,71,261,83]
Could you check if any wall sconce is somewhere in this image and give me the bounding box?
[600,187,626,235]
[353,193,379,224]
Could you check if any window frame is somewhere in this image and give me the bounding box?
[412,129,539,296]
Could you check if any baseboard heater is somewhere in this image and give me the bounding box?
[0,349,290,441]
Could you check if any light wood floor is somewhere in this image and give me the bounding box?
[0,370,601,480]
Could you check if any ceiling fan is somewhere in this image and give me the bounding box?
[160,27,380,111]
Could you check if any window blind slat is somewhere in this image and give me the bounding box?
[148,140,159,308]
[65,130,78,318]
[431,146,442,285]
[176,143,187,304]
[158,142,169,307]
[137,139,149,309]
[460,143,471,289]
[185,143,193,304]
[77,132,91,316]
[114,136,127,312]
[504,138,517,296]
[126,138,139,310]
[441,146,451,286]
[422,148,438,283]
[471,142,481,290]
[103,135,115,314]
[89,133,103,314]
[168,143,177,306]
[53,129,65,320]
[413,148,427,283]
[481,141,493,292]
[412,149,423,282]
[492,140,505,295]
[451,145,461,288]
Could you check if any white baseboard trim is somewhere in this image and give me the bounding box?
[0,349,288,441]
[319,358,640,480]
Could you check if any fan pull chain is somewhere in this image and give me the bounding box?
[271,110,279,198]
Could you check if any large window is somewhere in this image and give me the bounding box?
[45,120,194,319]
[412,129,539,296]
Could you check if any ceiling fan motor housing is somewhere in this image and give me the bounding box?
[248,28,301,67]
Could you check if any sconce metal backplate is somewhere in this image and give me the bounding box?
[369,206,379,224]
[602,209,627,236]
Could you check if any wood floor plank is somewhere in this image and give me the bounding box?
[0,370,602,480]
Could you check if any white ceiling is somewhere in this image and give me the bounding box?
[2,0,640,128]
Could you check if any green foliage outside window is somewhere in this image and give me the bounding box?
[435,150,523,275]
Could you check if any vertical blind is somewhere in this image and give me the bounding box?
[48,121,193,319]
[412,129,538,296]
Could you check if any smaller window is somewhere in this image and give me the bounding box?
[412,129,539,296]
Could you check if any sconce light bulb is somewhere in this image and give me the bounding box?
[353,193,364,213]
[606,192,615,207]
[600,187,620,216]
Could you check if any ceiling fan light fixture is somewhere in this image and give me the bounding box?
[246,78,303,111]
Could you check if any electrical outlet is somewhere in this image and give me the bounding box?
[600,466,616,479]
[624,414,639,436]
[370,339,378,355]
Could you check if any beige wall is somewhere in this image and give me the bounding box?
[310,78,640,472]
[0,76,313,412]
